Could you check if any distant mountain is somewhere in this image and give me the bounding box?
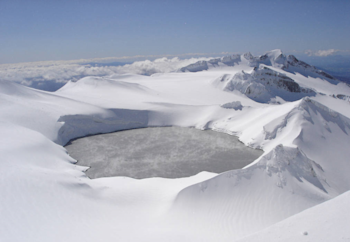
[181,49,344,103]
[181,49,338,83]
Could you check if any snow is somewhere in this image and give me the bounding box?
[1,50,350,241]
[170,145,330,240]
[236,190,350,242]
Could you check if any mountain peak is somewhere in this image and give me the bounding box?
[263,49,283,60]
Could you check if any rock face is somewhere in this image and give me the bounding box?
[223,66,316,103]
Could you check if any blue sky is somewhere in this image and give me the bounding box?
[1,0,349,64]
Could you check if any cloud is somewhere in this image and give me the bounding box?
[305,49,339,57]
[0,56,213,91]
[1,52,221,66]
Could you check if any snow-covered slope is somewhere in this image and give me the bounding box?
[169,97,350,240]
[236,190,350,242]
[1,50,350,242]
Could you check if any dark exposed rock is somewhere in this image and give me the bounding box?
[253,67,313,93]
[332,94,350,101]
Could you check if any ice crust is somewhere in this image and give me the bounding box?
[65,127,263,179]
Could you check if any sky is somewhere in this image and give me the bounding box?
[1,0,350,64]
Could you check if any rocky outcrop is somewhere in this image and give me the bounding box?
[223,66,316,103]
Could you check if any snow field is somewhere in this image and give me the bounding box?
[1,50,350,241]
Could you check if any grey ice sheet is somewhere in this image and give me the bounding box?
[65,127,263,179]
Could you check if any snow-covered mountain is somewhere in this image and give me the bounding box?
[181,49,339,82]
[213,66,316,103]
[1,50,350,242]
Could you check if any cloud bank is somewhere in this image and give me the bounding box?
[305,49,339,57]
[0,56,212,91]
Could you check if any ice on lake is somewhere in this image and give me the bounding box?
[65,127,263,179]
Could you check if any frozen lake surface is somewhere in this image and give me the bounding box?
[65,127,263,179]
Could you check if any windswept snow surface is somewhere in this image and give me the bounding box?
[1,50,350,241]
[236,190,350,242]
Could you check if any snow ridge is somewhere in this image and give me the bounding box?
[0,79,42,98]
[260,145,326,192]
[171,144,330,240]
[299,97,350,135]
[258,97,350,150]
